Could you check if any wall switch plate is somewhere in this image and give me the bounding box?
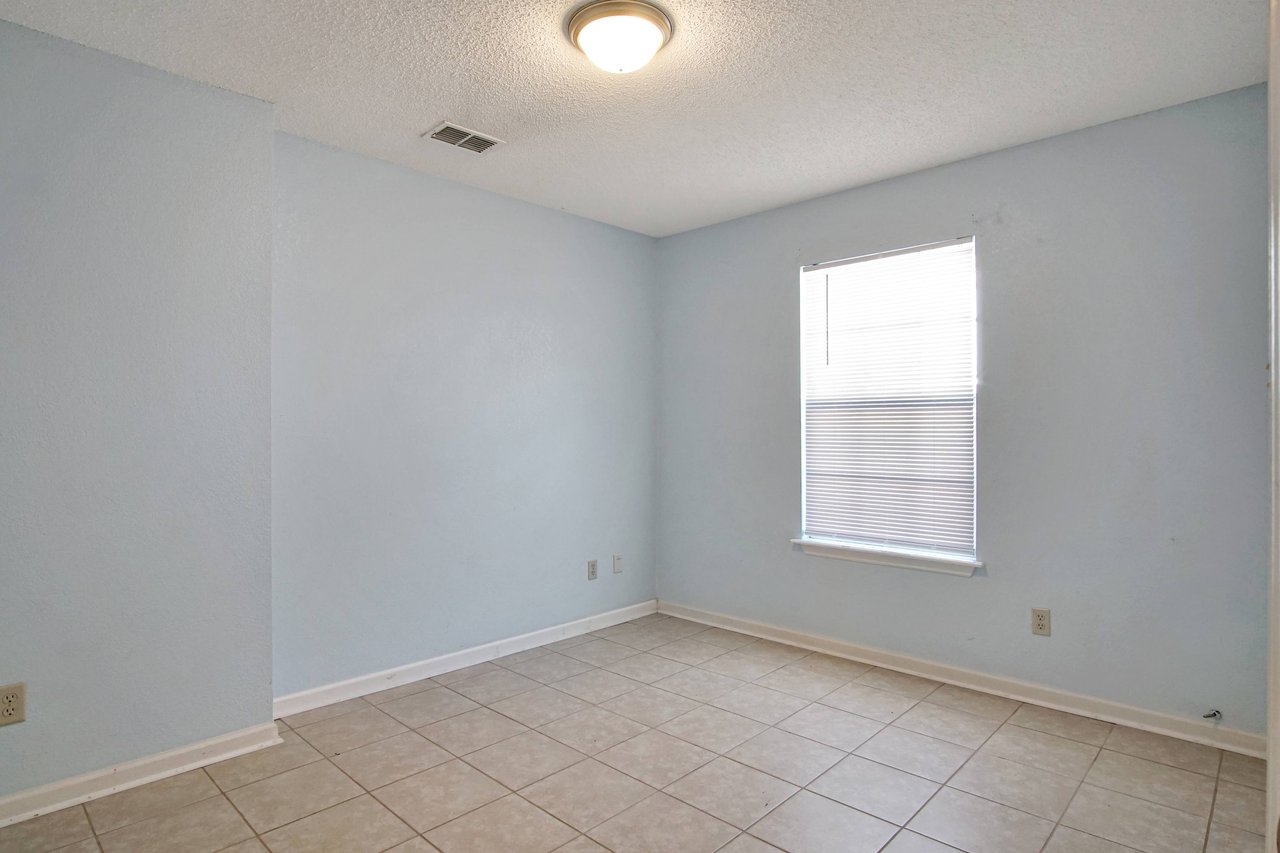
[0,683,25,726]
[1031,608,1051,636]
[587,560,598,581]
[613,554,623,574]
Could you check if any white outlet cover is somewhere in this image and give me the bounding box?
[1031,609,1051,636]
[0,682,25,726]
[613,554,623,574]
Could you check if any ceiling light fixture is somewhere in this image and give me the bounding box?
[568,1,672,74]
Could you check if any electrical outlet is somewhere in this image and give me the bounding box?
[587,560,598,581]
[0,683,25,726]
[1031,608,1051,636]
[613,554,623,574]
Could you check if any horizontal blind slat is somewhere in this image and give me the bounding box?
[801,238,976,558]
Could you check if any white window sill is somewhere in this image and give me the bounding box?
[790,538,982,577]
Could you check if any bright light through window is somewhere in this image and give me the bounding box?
[800,237,977,559]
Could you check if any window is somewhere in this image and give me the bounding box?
[796,237,978,574]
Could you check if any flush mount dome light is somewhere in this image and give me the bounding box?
[569,1,672,74]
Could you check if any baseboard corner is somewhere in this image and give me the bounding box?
[272,598,659,720]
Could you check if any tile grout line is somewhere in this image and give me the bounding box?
[190,657,1181,850]
[1075,746,1224,819]
[248,672,616,845]
[585,667,934,845]
[807,683,1203,849]
[1049,726,1112,852]
[85,767,227,846]
[407,735,586,850]
[372,650,1229,853]
[217,781,270,851]
[210,720,445,848]
[856,681,1010,848]
[244,754,369,845]
[26,615,1253,853]
[902,715,1219,849]
[778,678,1230,833]
[317,627,1225,850]
[371,713,593,847]
[466,643,836,849]
[1201,748,1226,853]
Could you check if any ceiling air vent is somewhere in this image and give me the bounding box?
[425,123,503,154]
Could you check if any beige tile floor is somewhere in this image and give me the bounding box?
[1,613,1268,853]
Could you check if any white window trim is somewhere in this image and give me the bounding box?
[790,537,983,577]
[798,236,979,574]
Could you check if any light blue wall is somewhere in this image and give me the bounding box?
[654,86,1270,734]
[272,135,658,696]
[1,12,1265,800]
[0,22,274,795]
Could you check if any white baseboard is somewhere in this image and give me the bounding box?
[0,722,281,828]
[658,600,1266,758]
[0,599,659,831]
[273,599,659,720]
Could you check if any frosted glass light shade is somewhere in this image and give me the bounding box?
[569,2,672,74]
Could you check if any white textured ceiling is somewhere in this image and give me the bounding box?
[0,1,1265,236]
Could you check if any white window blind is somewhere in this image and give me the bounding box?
[800,237,977,560]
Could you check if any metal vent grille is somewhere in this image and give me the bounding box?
[458,135,498,154]
[425,123,502,154]
[430,125,469,145]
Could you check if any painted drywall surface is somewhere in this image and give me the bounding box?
[0,23,273,794]
[272,134,657,696]
[655,86,1270,733]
